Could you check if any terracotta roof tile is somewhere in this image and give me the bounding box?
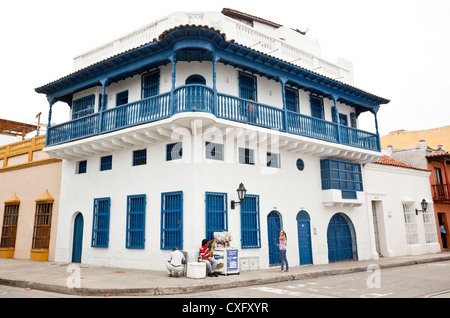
[426,150,450,158]
[375,156,429,171]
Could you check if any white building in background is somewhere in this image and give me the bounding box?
[365,156,440,258]
[35,9,391,271]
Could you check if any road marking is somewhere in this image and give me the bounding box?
[360,292,394,298]
[249,287,302,297]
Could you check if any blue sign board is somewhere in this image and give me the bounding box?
[227,249,238,271]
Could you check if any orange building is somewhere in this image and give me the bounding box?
[381,125,450,150]
[0,135,62,261]
[426,149,450,251]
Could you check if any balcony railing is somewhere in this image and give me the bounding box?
[432,184,450,201]
[46,84,380,151]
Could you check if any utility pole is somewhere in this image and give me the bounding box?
[36,112,42,136]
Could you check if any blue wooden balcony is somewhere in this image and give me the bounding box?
[46,84,380,151]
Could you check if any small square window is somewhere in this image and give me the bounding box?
[116,91,129,106]
[100,155,112,171]
[206,142,223,161]
[77,160,87,174]
[267,152,279,168]
[133,149,147,166]
[239,148,254,165]
[166,142,182,161]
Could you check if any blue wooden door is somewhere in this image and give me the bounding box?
[72,213,84,263]
[327,213,357,262]
[297,211,313,265]
[267,211,282,266]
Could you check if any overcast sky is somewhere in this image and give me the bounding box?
[1,0,449,139]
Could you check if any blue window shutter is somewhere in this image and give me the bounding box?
[238,72,257,101]
[166,142,183,161]
[239,147,255,165]
[116,91,129,106]
[142,69,160,99]
[310,95,324,119]
[241,194,261,248]
[100,155,112,171]
[320,159,363,198]
[72,94,95,120]
[205,192,228,241]
[92,198,111,248]
[126,195,146,249]
[133,149,147,166]
[161,191,183,250]
[285,86,299,112]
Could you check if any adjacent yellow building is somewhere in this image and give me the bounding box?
[381,125,450,150]
[0,135,61,262]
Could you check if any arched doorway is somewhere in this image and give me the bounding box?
[72,213,84,263]
[327,213,358,262]
[267,211,282,266]
[296,211,313,265]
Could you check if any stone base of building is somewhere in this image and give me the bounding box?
[0,248,15,259]
[30,249,49,262]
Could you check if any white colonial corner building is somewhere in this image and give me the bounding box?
[35,9,400,271]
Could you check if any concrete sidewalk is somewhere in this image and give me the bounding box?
[0,252,449,297]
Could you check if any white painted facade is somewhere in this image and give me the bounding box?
[364,161,440,258]
[39,9,396,271]
[53,112,378,270]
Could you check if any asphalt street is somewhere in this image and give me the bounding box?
[2,260,449,298]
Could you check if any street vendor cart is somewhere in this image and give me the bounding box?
[212,232,239,275]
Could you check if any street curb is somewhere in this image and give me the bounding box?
[1,254,450,297]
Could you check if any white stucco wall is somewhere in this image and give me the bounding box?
[364,162,440,258]
[54,113,376,271]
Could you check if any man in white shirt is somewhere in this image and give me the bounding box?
[166,247,186,277]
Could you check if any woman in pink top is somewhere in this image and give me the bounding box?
[277,231,289,272]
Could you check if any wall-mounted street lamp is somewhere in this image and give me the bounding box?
[415,199,428,215]
[231,183,247,210]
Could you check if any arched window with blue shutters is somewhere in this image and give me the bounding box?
[161,191,183,250]
[205,192,228,241]
[126,195,146,249]
[241,194,261,249]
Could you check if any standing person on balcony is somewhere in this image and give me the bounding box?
[247,97,257,123]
